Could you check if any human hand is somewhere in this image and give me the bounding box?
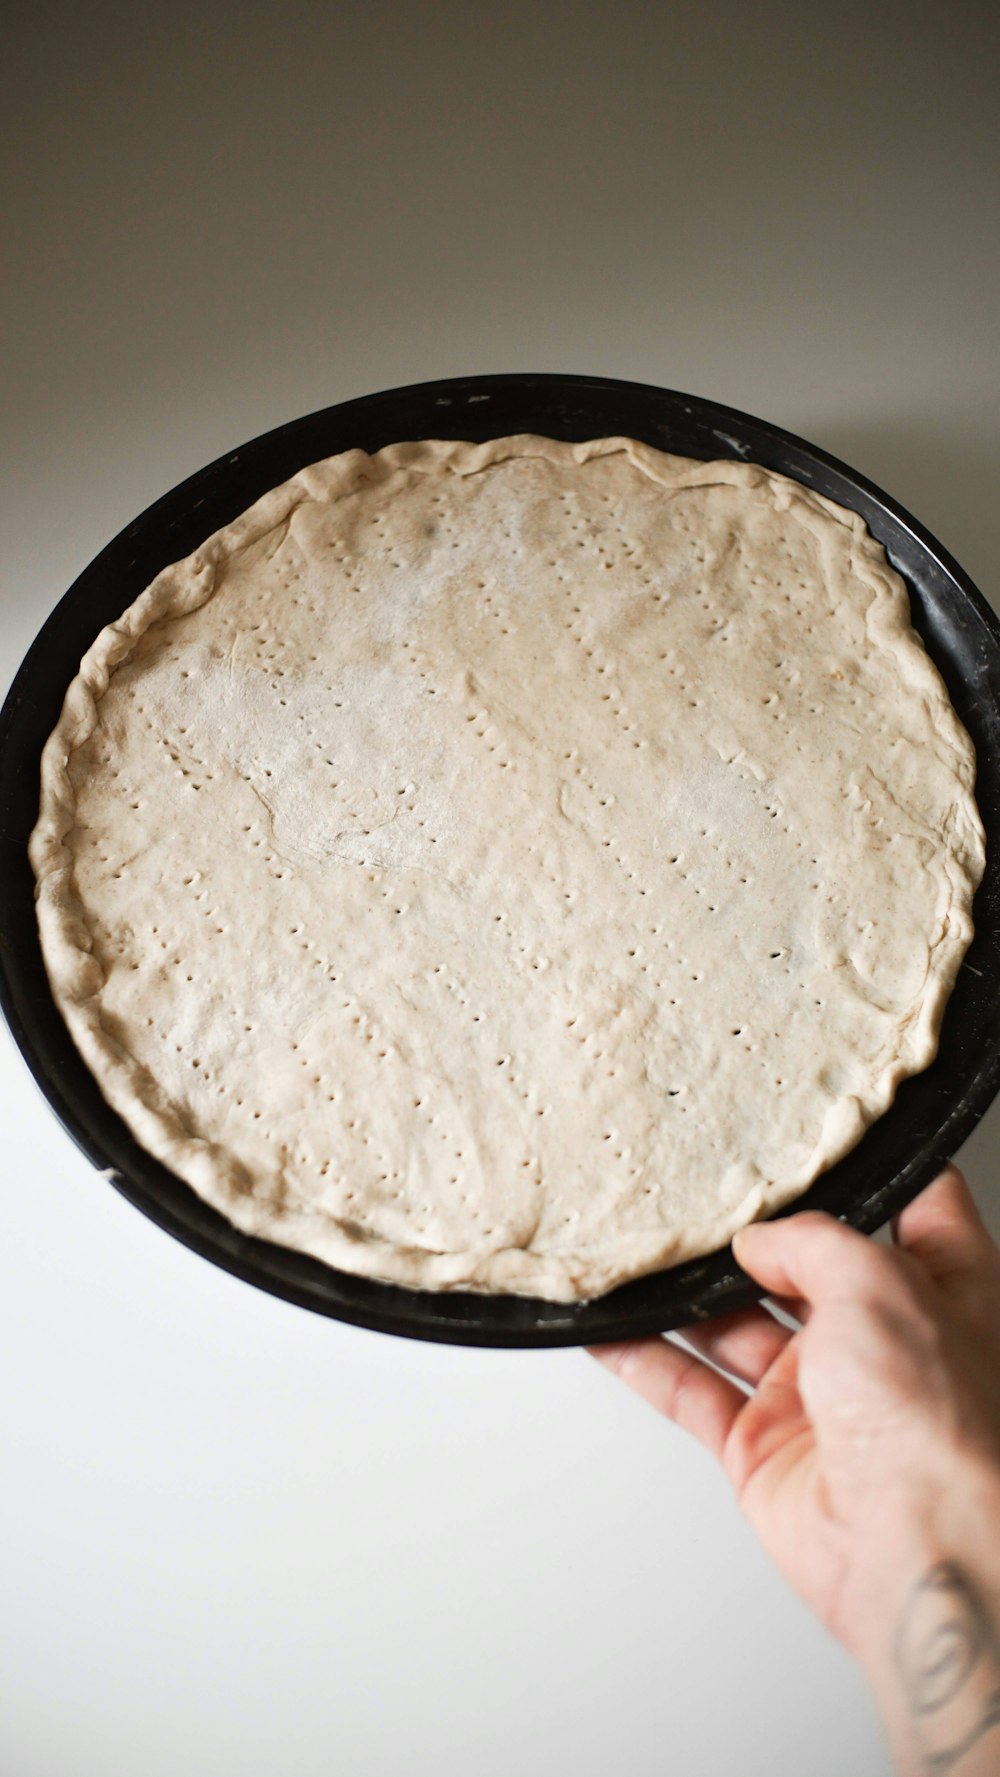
[589,1168,1000,1773]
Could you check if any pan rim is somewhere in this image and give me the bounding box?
[3,370,999,1346]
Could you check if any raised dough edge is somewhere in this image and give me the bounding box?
[29,435,987,1302]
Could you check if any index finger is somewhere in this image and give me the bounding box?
[588,1336,746,1461]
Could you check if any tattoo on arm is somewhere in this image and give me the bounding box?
[896,1562,1000,1774]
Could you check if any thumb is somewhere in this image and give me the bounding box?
[732,1209,882,1306]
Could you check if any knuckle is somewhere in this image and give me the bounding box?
[666,1357,700,1426]
[604,1339,643,1379]
[722,1410,752,1484]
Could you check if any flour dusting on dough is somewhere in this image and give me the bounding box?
[30,436,985,1301]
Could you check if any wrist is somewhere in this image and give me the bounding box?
[843,1461,1000,1774]
[844,1459,1000,1666]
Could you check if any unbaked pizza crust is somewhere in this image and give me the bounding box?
[30,435,985,1302]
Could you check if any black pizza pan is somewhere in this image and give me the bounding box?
[2,373,999,1348]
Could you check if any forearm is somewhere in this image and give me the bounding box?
[846,1469,1000,1776]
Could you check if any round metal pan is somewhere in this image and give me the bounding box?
[2,373,999,1347]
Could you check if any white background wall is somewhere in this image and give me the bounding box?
[3,5,998,1773]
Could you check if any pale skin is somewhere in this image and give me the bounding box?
[589,1167,1000,1776]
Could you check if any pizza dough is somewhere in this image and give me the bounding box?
[30,435,985,1302]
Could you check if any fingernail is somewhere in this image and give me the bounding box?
[732,1223,762,1257]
